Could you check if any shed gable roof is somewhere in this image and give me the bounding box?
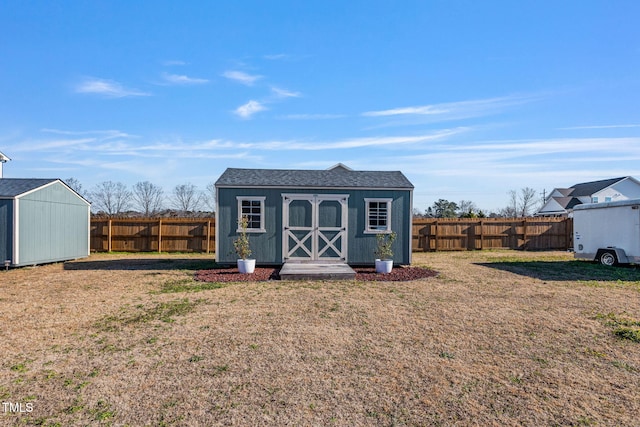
[0,178,59,198]
[215,167,414,189]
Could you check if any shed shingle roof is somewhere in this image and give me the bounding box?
[0,178,58,198]
[215,168,414,189]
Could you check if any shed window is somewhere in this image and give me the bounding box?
[236,197,266,233]
[592,197,598,203]
[364,198,392,233]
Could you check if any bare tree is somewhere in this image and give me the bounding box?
[203,181,216,213]
[172,183,202,213]
[518,187,538,217]
[64,177,85,197]
[89,181,132,216]
[132,181,164,217]
[457,200,478,217]
[500,188,538,217]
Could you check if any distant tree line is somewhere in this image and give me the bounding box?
[414,187,543,219]
[66,178,543,219]
[65,178,216,217]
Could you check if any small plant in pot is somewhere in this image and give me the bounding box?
[374,231,396,274]
[233,216,255,274]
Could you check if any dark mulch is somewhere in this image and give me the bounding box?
[194,267,279,282]
[353,266,438,281]
[194,265,437,282]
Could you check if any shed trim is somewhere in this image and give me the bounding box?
[216,184,412,191]
[13,198,19,265]
[363,198,393,234]
[20,180,90,206]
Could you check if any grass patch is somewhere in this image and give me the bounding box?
[480,258,640,284]
[613,327,640,343]
[156,278,226,294]
[10,362,29,373]
[595,312,640,343]
[97,298,206,331]
[92,400,115,421]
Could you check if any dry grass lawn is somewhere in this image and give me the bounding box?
[1,250,639,426]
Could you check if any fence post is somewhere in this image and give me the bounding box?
[158,219,163,253]
[434,220,439,251]
[522,218,528,250]
[107,218,112,252]
[206,220,211,254]
[479,220,484,250]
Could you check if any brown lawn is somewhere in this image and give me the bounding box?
[1,251,639,426]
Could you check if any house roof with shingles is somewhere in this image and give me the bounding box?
[568,177,627,197]
[0,178,58,198]
[215,167,414,189]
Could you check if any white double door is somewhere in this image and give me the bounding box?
[282,194,349,261]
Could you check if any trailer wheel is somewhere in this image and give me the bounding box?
[599,251,617,266]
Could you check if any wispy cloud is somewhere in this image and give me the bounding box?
[234,100,267,119]
[270,86,301,98]
[198,128,466,150]
[263,53,289,60]
[75,77,150,98]
[9,129,136,152]
[364,105,449,117]
[222,70,263,86]
[41,129,136,140]
[162,60,187,66]
[161,72,209,85]
[559,124,640,130]
[362,94,540,123]
[279,113,347,120]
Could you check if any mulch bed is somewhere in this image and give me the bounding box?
[194,265,437,282]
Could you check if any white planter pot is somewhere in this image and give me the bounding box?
[375,259,393,274]
[237,259,256,274]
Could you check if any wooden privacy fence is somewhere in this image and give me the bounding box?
[90,217,572,253]
[412,218,572,252]
[91,218,216,253]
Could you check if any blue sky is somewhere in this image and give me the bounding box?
[1,1,639,212]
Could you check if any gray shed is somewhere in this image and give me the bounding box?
[215,164,414,265]
[0,178,90,267]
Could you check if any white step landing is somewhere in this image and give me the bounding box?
[279,262,356,280]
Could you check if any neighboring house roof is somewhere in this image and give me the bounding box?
[0,151,9,162]
[537,176,638,216]
[215,167,414,189]
[568,177,627,197]
[552,188,573,197]
[0,178,59,198]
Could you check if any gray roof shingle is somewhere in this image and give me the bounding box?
[215,167,414,189]
[0,178,58,198]
[569,177,627,197]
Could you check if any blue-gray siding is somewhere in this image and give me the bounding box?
[9,182,89,266]
[217,188,411,265]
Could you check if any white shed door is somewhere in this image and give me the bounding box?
[282,194,348,261]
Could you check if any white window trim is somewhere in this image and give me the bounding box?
[364,198,392,234]
[236,196,266,233]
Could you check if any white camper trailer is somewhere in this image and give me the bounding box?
[573,199,640,265]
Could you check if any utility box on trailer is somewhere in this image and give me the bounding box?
[573,199,640,265]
